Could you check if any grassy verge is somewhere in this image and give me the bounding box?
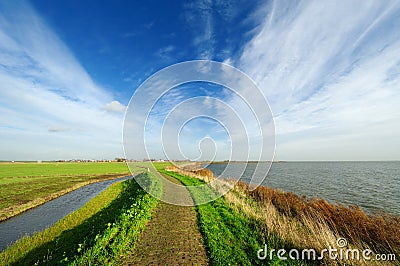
[0,162,151,221]
[0,172,161,266]
[156,166,307,265]
[164,165,399,265]
[72,172,162,265]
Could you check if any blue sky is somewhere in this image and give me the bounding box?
[1,0,400,161]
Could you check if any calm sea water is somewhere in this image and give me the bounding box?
[206,161,400,216]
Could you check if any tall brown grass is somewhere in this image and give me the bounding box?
[245,183,400,256]
[165,165,215,182]
[169,167,399,265]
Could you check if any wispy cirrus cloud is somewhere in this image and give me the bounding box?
[183,0,215,59]
[237,0,400,160]
[0,1,124,160]
[154,45,175,61]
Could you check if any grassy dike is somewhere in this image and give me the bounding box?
[156,165,308,266]
[0,172,161,266]
[161,165,399,266]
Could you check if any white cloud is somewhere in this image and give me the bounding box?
[0,1,124,160]
[102,101,127,113]
[237,0,400,160]
[122,61,275,162]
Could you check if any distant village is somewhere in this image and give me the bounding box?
[52,158,172,163]
[5,158,190,163]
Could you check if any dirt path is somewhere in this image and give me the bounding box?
[122,173,209,265]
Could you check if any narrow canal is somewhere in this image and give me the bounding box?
[0,176,131,251]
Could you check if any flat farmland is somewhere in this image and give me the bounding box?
[0,162,132,178]
[0,162,149,221]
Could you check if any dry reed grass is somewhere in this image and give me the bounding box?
[246,183,400,255]
[169,167,399,265]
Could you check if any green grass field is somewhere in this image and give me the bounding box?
[0,162,130,178]
[0,173,162,265]
[0,162,151,221]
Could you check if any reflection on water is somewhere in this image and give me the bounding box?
[207,161,400,215]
